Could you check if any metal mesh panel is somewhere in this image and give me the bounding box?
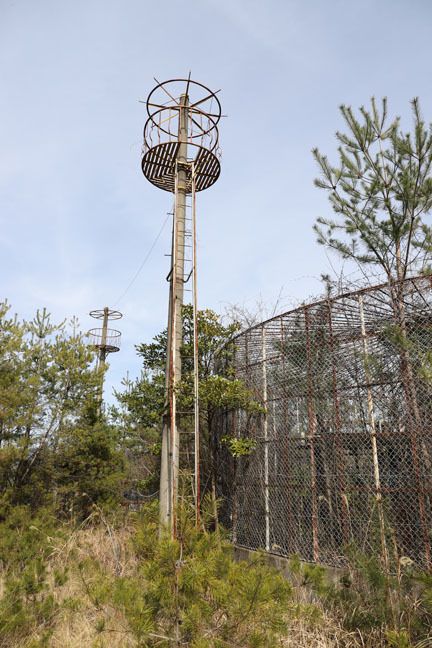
[215,276,432,570]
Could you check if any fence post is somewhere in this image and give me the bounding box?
[305,307,319,562]
[261,325,270,553]
[358,293,389,570]
[280,316,292,554]
[327,299,349,547]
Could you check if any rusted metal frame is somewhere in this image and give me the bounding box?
[244,331,252,546]
[304,308,319,562]
[226,274,432,351]
[261,325,270,552]
[152,76,179,106]
[146,101,221,121]
[411,276,430,309]
[226,368,405,397]
[156,109,177,129]
[252,427,431,441]
[191,165,200,528]
[232,372,238,544]
[327,300,349,546]
[143,145,220,193]
[236,352,282,370]
[264,427,432,440]
[343,486,432,493]
[145,143,175,178]
[145,107,220,146]
[358,294,390,571]
[144,139,219,170]
[389,284,432,571]
[89,308,122,320]
[190,87,221,110]
[279,316,292,554]
[146,78,222,122]
[155,144,174,179]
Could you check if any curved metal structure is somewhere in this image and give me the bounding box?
[89,307,122,357]
[88,306,123,415]
[141,76,223,534]
[88,327,121,353]
[215,275,432,572]
[89,308,122,321]
[142,78,221,192]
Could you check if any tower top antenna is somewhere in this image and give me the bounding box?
[141,75,223,533]
[141,77,221,193]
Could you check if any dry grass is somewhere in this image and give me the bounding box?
[2,516,426,647]
[0,514,138,648]
[46,516,137,648]
[281,615,381,647]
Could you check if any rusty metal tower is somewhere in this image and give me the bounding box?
[141,76,222,532]
[88,307,122,409]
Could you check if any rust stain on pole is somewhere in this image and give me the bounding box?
[327,299,349,547]
[305,307,319,563]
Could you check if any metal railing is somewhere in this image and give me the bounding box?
[88,328,121,352]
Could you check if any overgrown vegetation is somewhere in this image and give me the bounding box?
[2,500,432,647]
[0,302,125,516]
[3,95,432,648]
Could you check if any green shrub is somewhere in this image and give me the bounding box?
[85,503,297,647]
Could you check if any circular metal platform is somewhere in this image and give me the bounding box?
[88,328,121,353]
[142,141,221,193]
[141,77,222,193]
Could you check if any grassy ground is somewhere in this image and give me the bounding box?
[1,510,431,647]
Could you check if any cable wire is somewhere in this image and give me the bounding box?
[112,211,171,307]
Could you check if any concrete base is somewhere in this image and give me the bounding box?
[233,545,346,585]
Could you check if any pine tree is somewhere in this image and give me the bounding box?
[0,301,124,512]
[313,97,432,282]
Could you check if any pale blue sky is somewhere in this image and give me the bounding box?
[2,0,432,401]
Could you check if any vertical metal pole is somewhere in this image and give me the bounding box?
[159,219,175,531]
[171,94,189,535]
[232,339,238,544]
[327,300,349,547]
[96,306,109,415]
[261,325,270,552]
[245,332,252,545]
[100,307,109,361]
[305,308,319,562]
[232,408,238,544]
[191,165,200,527]
[159,94,189,535]
[390,281,432,571]
[280,317,292,554]
[170,167,179,537]
[358,294,389,567]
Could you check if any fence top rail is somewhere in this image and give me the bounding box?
[224,274,432,347]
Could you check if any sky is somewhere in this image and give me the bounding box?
[2,0,432,402]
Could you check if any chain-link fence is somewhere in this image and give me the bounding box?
[214,275,432,570]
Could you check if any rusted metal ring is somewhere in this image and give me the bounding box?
[145,105,220,143]
[143,110,219,153]
[146,78,221,126]
[89,309,123,320]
